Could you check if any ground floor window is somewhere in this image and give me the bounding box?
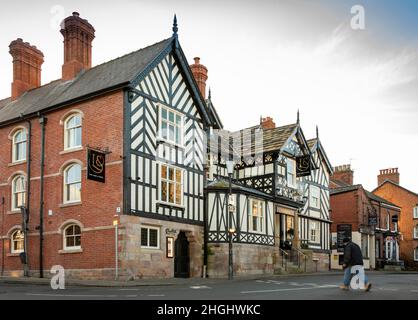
[309,221,320,243]
[415,248,418,261]
[249,199,264,233]
[64,224,81,250]
[141,226,160,249]
[11,230,24,254]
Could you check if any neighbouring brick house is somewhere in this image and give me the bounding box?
[330,165,401,270]
[373,168,418,270]
[0,12,333,280]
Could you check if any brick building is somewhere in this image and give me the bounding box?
[330,165,401,270]
[0,12,333,280]
[373,168,418,270]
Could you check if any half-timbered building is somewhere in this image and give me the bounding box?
[205,118,332,276]
[0,13,332,280]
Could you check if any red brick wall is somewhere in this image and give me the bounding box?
[0,90,124,277]
[330,189,360,232]
[374,183,418,268]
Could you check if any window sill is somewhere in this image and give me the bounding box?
[59,202,82,208]
[59,248,83,254]
[8,160,27,167]
[141,247,161,251]
[7,210,21,215]
[156,201,185,210]
[7,253,22,257]
[59,147,83,155]
[156,138,185,150]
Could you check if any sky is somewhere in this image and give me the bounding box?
[0,0,417,192]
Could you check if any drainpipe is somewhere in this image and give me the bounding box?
[23,117,32,277]
[38,114,47,278]
[1,196,5,276]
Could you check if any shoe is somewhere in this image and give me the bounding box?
[339,284,349,290]
[365,283,372,292]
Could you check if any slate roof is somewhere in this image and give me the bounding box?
[208,123,299,157]
[0,38,173,125]
[330,184,399,208]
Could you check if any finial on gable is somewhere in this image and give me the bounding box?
[172,14,178,36]
[316,125,319,139]
[297,109,300,124]
[208,87,212,100]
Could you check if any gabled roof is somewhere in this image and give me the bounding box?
[373,179,418,199]
[208,123,303,158]
[330,184,361,195]
[365,190,400,208]
[307,138,333,174]
[330,184,399,208]
[0,38,172,125]
[0,36,222,129]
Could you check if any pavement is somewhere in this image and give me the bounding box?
[0,271,418,300]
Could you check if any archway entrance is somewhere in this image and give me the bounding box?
[174,232,190,278]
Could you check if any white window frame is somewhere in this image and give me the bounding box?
[158,105,184,147]
[140,226,160,249]
[310,185,320,209]
[11,230,24,254]
[63,164,82,204]
[12,129,27,162]
[414,225,418,239]
[63,224,82,250]
[414,248,418,261]
[11,175,26,211]
[414,206,418,219]
[309,221,320,244]
[64,114,82,150]
[159,163,184,207]
[249,198,265,234]
[286,158,296,188]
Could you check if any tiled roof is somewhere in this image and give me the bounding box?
[0,38,172,124]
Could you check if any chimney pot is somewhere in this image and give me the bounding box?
[61,12,95,80]
[190,56,208,99]
[377,167,400,186]
[9,39,44,100]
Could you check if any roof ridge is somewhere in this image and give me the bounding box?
[86,37,172,71]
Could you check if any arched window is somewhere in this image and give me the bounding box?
[64,224,81,250]
[11,175,26,211]
[63,164,81,203]
[64,114,82,149]
[11,229,24,254]
[12,129,27,162]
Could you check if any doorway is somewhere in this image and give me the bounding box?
[174,232,190,278]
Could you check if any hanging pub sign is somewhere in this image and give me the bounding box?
[87,148,106,183]
[296,155,311,177]
[337,224,352,253]
[368,207,378,226]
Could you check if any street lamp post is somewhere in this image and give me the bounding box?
[226,161,235,280]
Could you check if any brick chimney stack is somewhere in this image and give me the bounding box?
[261,116,276,129]
[190,57,208,98]
[332,164,354,185]
[9,38,44,101]
[61,12,95,80]
[378,168,400,186]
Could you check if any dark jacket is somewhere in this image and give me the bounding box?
[343,242,364,266]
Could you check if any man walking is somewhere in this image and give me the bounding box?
[340,237,372,291]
